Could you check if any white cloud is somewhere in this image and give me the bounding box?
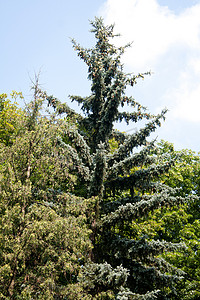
[190,57,200,75]
[102,0,175,70]
[169,60,200,122]
[101,0,200,68]
[100,0,200,124]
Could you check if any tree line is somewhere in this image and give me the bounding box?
[0,17,199,299]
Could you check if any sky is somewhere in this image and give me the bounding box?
[1,0,200,152]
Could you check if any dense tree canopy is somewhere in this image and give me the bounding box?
[0,89,94,299]
[0,92,24,145]
[143,141,200,300]
[155,140,200,197]
[0,17,199,299]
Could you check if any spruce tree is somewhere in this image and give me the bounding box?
[46,17,194,299]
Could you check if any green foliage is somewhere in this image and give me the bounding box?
[0,92,24,145]
[1,18,199,300]
[155,140,200,197]
[143,141,200,300]
[133,203,200,300]
[0,89,94,299]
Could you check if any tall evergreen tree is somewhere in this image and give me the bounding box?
[46,17,194,299]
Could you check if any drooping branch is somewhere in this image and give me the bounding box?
[106,160,174,192]
[101,191,186,226]
[107,109,167,165]
[108,235,186,260]
[107,141,156,179]
[57,136,90,182]
[64,126,92,167]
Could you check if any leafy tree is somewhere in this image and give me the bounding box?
[45,17,194,299]
[0,87,94,299]
[155,140,200,197]
[136,141,200,300]
[131,203,200,300]
[0,92,24,145]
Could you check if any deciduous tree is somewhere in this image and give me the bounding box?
[0,88,93,299]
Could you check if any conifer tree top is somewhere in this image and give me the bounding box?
[70,17,156,152]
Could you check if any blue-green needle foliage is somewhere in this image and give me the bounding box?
[44,17,197,299]
[43,17,197,299]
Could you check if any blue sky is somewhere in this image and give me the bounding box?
[1,0,200,152]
